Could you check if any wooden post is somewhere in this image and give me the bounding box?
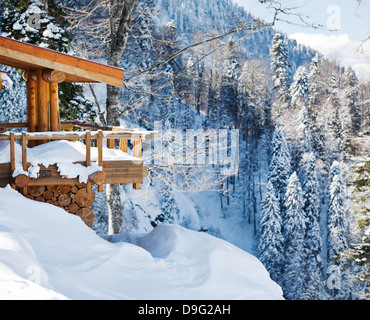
[97,130,103,166]
[21,132,27,171]
[97,130,103,193]
[86,130,91,167]
[133,139,142,190]
[10,133,15,189]
[37,68,49,144]
[49,82,60,131]
[27,74,37,148]
[119,138,128,153]
[21,132,28,195]
[107,138,115,149]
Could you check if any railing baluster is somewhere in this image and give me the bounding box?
[21,132,27,171]
[85,130,91,167]
[97,130,103,166]
[10,132,15,189]
[133,138,142,190]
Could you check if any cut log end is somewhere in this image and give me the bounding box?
[89,171,106,185]
[14,174,30,188]
[76,187,95,208]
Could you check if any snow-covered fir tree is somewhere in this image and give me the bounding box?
[0,0,68,51]
[268,122,292,212]
[154,183,180,226]
[258,180,284,283]
[283,171,306,300]
[290,66,310,107]
[0,66,27,123]
[301,153,323,299]
[342,66,361,136]
[0,0,96,123]
[327,161,352,300]
[269,33,291,101]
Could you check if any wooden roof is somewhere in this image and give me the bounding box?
[0,36,124,87]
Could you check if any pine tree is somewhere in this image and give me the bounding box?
[268,122,292,212]
[307,54,326,158]
[270,33,291,101]
[301,153,323,299]
[0,0,96,123]
[288,66,312,159]
[219,40,240,128]
[0,66,27,123]
[327,161,352,300]
[1,0,69,52]
[258,180,284,283]
[283,171,306,300]
[290,66,310,108]
[343,66,361,135]
[153,183,180,226]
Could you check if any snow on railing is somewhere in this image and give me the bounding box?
[0,128,157,191]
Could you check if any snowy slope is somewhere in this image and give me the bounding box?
[0,185,283,300]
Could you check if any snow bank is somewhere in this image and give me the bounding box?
[0,186,283,300]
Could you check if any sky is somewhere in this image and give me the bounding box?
[234,0,370,80]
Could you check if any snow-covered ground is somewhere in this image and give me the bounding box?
[0,185,283,300]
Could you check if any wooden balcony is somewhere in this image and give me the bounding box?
[0,124,157,192]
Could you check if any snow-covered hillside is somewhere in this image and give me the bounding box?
[0,185,283,300]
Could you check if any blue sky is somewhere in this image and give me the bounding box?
[234,0,370,80]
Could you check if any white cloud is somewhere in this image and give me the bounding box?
[289,33,370,80]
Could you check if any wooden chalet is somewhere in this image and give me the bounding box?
[0,36,156,227]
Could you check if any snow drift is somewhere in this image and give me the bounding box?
[0,186,283,300]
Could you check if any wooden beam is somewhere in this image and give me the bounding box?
[49,82,60,131]
[42,69,65,83]
[23,70,37,82]
[37,69,49,144]
[0,36,124,87]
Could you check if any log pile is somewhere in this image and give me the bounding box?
[18,183,95,228]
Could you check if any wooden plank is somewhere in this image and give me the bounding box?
[103,167,144,174]
[0,131,152,141]
[0,122,28,128]
[102,160,143,169]
[0,36,124,87]
[105,176,143,184]
[49,82,60,131]
[27,177,81,186]
[0,163,11,172]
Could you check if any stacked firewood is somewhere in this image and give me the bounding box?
[20,184,95,228]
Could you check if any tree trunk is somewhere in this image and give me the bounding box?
[107,183,123,235]
[105,0,138,234]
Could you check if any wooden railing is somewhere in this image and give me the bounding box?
[0,128,157,191]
